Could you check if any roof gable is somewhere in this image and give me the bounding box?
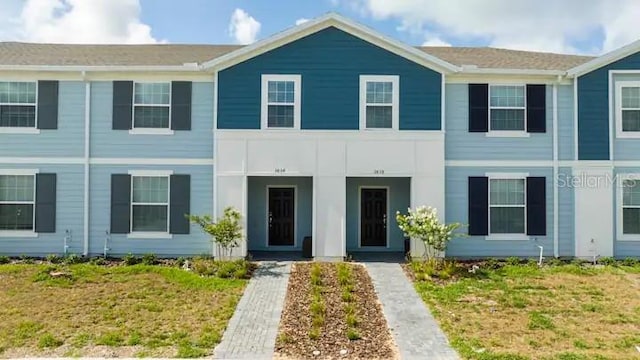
[568,39,640,77]
[201,12,460,74]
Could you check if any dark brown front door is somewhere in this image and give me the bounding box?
[268,187,295,246]
[361,188,387,247]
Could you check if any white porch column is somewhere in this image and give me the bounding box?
[215,175,248,258]
[573,166,614,258]
[410,174,445,258]
[314,175,346,261]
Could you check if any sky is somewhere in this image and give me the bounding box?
[0,0,639,55]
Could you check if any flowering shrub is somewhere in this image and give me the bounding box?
[396,206,463,260]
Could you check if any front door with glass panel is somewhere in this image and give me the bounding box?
[360,188,387,247]
[268,187,295,246]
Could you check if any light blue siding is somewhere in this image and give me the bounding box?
[346,177,409,253]
[2,81,85,157]
[90,81,214,159]
[612,74,640,160]
[0,164,84,256]
[218,27,442,130]
[578,51,640,160]
[88,164,213,257]
[445,166,554,258]
[247,176,313,252]
[557,85,575,161]
[557,167,575,256]
[444,84,553,160]
[612,167,640,258]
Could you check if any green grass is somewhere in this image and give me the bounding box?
[409,260,640,359]
[0,261,249,357]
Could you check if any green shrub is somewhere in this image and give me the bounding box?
[0,255,10,264]
[46,254,63,264]
[546,258,564,266]
[141,253,158,265]
[622,257,639,267]
[346,329,361,340]
[123,253,139,266]
[598,257,617,266]
[190,258,253,279]
[90,257,107,266]
[38,333,63,348]
[484,258,502,269]
[63,253,84,264]
[506,257,521,266]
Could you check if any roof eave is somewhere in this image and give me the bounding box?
[567,38,640,77]
[200,12,461,74]
[459,67,567,76]
[0,65,202,72]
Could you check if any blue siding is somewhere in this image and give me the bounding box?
[578,51,640,160]
[218,27,442,130]
[90,82,214,158]
[557,85,575,161]
[445,166,554,258]
[444,84,553,160]
[0,164,84,256]
[612,74,640,160]
[557,167,575,256]
[346,177,409,252]
[2,82,84,157]
[247,176,313,252]
[88,164,213,256]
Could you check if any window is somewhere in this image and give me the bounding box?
[131,176,169,233]
[489,85,526,131]
[489,178,526,234]
[0,82,37,128]
[622,178,640,235]
[0,174,35,231]
[617,82,640,136]
[133,82,171,129]
[261,75,301,129]
[360,75,399,129]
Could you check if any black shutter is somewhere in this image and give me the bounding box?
[110,174,131,234]
[468,84,488,132]
[35,173,56,233]
[526,177,546,235]
[526,84,546,133]
[37,81,58,129]
[171,81,192,130]
[112,81,133,130]
[170,174,191,234]
[468,176,489,235]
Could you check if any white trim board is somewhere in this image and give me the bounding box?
[568,38,640,77]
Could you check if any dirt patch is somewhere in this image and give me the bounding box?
[275,262,398,360]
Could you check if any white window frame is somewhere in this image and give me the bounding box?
[487,84,529,138]
[127,170,173,239]
[261,74,302,130]
[615,81,640,139]
[0,169,39,238]
[359,75,399,130]
[616,173,640,241]
[485,172,529,241]
[130,82,174,135]
[0,81,40,135]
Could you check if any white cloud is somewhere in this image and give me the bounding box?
[422,37,451,47]
[296,18,310,26]
[228,8,261,45]
[0,0,159,44]
[340,0,640,54]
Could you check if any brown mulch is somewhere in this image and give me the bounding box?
[275,262,398,360]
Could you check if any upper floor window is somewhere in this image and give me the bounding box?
[359,75,399,130]
[489,177,526,235]
[616,82,640,137]
[0,82,37,128]
[133,82,171,130]
[131,175,169,233]
[261,75,301,129]
[0,174,35,231]
[489,85,525,132]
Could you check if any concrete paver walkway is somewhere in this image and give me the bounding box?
[365,262,459,360]
[213,261,291,360]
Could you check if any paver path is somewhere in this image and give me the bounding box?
[214,261,291,360]
[365,262,459,360]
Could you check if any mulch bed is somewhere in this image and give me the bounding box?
[275,262,398,360]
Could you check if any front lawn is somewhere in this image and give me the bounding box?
[407,260,640,360]
[0,259,251,358]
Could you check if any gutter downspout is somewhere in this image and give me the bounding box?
[82,71,91,256]
[552,78,559,258]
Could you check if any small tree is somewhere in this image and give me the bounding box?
[189,207,242,260]
[396,206,463,261]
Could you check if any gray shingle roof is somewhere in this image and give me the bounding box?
[0,41,594,71]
